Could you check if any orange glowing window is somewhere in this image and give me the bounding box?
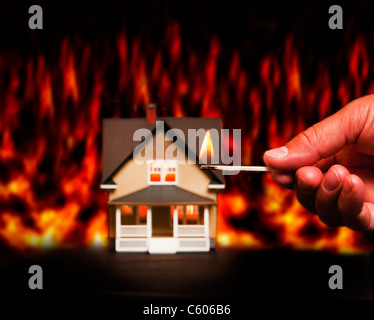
[170,205,175,223]
[172,205,202,225]
[164,174,175,181]
[149,162,162,182]
[177,205,184,223]
[138,205,148,224]
[170,205,185,224]
[150,174,161,182]
[147,160,177,184]
[121,205,133,216]
[164,162,176,182]
[186,205,199,223]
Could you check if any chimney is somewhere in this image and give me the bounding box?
[146,103,156,123]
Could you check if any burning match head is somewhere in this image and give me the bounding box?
[200,165,213,170]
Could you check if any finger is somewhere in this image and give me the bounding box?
[271,172,294,189]
[294,166,323,214]
[271,157,333,191]
[263,95,373,170]
[345,167,374,203]
[338,174,374,232]
[315,165,350,227]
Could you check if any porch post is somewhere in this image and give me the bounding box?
[204,206,209,238]
[135,206,140,224]
[116,205,121,238]
[173,206,178,238]
[147,206,152,238]
[183,207,187,225]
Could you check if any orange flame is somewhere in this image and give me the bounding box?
[199,129,215,161]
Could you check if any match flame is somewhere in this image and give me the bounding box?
[199,129,215,162]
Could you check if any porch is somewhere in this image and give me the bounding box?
[110,185,215,253]
[113,205,211,253]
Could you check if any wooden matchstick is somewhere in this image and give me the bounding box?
[200,165,281,172]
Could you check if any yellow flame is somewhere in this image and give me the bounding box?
[199,129,215,161]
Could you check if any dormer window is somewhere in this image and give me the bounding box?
[147,160,178,185]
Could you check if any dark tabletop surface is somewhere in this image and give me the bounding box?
[0,246,372,301]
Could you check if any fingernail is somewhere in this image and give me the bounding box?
[323,168,341,192]
[297,176,313,193]
[342,178,353,196]
[265,146,288,158]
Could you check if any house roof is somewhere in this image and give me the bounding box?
[110,186,215,205]
[101,117,225,185]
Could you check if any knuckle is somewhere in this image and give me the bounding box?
[297,126,323,159]
[300,126,319,148]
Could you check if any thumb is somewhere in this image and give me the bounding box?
[263,95,372,170]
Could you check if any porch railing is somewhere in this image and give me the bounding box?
[177,225,205,237]
[120,225,147,237]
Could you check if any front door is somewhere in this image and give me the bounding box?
[152,206,173,237]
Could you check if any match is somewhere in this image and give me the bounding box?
[200,165,280,172]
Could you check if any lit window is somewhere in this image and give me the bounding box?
[121,205,133,216]
[120,205,147,225]
[170,205,185,224]
[177,205,184,223]
[121,205,134,225]
[164,162,176,182]
[138,206,148,224]
[147,160,178,185]
[149,162,162,182]
[186,205,199,224]
[171,205,204,225]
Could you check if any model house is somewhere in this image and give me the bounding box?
[100,105,225,253]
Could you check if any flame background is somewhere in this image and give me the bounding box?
[0,0,373,252]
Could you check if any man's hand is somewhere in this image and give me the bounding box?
[263,94,374,232]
